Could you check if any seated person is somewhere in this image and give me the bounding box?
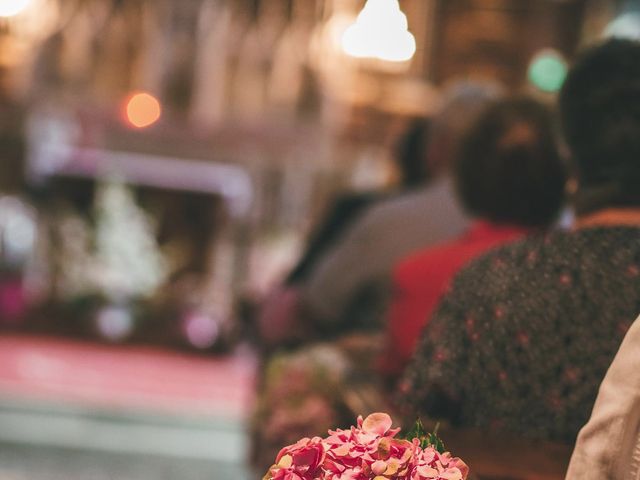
[383,96,567,376]
[250,83,499,471]
[399,39,640,445]
[299,83,499,334]
[257,119,431,347]
[565,314,640,479]
[286,118,432,286]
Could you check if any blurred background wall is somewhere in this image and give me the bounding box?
[2,0,630,347]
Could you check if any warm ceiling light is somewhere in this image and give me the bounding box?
[605,12,640,40]
[341,0,416,62]
[124,92,162,129]
[0,0,32,18]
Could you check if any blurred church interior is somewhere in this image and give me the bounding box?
[0,0,635,478]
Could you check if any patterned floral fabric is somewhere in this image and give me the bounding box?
[401,226,640,444]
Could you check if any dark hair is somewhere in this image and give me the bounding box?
[455,96,567,227]
[395,118,431,188]
[559,39,640,213]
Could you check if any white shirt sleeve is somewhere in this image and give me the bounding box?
[566,314,640,480]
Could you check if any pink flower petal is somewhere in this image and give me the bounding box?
[362,413,393,436]
[371,460,387,475]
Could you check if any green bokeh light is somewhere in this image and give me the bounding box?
[528,51,568,93]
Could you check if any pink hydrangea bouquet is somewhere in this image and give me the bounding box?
[263,413,469,480]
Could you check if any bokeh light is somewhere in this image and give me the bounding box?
[341,0,416,62]
[527,49,568,93]
[124,92,162,129]
[95,305,135,342]
[182,310,219,350]
[605,12,640,40]
[0,0,32,18]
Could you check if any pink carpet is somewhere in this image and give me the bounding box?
[0,334,256,418]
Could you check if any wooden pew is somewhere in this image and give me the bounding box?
[439,426,574,480]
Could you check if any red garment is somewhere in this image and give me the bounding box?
[383,221,529,376]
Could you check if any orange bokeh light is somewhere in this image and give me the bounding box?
[124,92,161,128]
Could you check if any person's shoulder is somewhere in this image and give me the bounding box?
[365,188,431,217]
[360,181,461,224]
[452,226,640,288]
[504,225,640,264]
[447,231,560,291]
[395,238,463,281]
[340,188,431,237]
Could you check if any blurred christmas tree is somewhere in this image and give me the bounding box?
[49,178,167,341]
[91,178,167,342]
[93,178,167,301]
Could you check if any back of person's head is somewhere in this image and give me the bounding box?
[394,118,431,188]
[427,81,502,176]
[559,39,640,214]
[455,96,567,228]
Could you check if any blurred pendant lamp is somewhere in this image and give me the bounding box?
[605,12,640,39]
[341,0,416,63]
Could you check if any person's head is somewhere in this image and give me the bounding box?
[455,96,567,228]
[559,39,640,214]
[427,81,502,176]
[394,118,431,188]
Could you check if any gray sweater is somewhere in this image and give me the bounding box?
[301,176,469,326]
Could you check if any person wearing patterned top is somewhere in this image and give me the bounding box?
[400,39,640,445]
[382,97,567,377]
